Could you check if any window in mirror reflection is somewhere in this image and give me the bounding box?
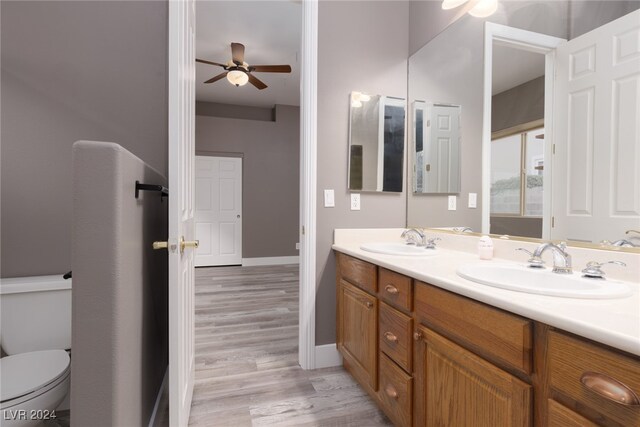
[490,126,544,220]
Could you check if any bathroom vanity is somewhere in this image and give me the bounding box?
[333,232,640,427]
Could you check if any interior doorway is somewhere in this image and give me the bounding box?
[194,155,243,267]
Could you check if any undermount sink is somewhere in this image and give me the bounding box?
[457,263,633,299]
[360,242,438,257]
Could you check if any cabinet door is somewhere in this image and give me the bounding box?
[414,326,532,427]
[338,279,378,391]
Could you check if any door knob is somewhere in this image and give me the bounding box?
[180,237,199,254]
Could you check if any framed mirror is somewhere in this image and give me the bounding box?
[348,92,405,192]
[413,101,461,194]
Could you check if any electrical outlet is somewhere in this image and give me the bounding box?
[351,193,361,211]
[468,193,477,208]
[295,243,300,250]
[448,195,457,211]
[323,189,335,207]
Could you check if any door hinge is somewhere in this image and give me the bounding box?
[302,225,305,235]
[427,120,431,127]
[552,216,555,228]
[552,144,556,155]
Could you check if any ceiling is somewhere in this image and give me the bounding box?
[492,43,545,95]
[195,1,301,108]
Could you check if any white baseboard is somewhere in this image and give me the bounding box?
[314,343,342,369]
[242,256,300,266]
[148,366,168,427]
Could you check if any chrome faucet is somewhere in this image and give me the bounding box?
[401,228,426,246]
[608,239,637,248]
[454,227,473,233]
[532,242,573,274]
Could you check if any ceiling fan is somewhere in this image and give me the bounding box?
[196,42,291,90]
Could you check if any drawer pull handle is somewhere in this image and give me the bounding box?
[384,331,398,343]
[385,285,399,294]
[413,331,423,341]
[365,301,374,308]
[580,371,640,406]
[385,384,398,399]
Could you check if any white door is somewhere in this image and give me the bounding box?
[427,104,460,193]
[168,0,195,425]
[195,156,242,266]
[552,10,640,243]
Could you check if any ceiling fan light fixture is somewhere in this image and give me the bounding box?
[227,69,249,87]
[442,0,469,10]
[468,0,498,17]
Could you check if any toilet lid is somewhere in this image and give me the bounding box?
[0,350,70,402]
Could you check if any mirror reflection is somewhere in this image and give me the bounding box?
[348,92,405,193]
[413,101,461,194]
[407,1,640,249]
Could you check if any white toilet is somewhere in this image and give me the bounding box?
[0,275,72,427]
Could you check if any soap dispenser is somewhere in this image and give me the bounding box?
[478,236,494,260]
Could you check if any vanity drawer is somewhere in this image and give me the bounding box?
[415,282,533,375]
[378,352,412,427]
[547,399,597,427]
[378,268,412,312]
[547,331,640,426]
[379,301,413,373]
[337,253,377,293]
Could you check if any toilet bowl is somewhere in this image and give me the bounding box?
[0,275,72,426]
[0,350,70,427]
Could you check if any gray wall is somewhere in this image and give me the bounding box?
[1,1,168,278]
[195,104,300,258]
[492,76,545,133]
[71,141,168,427]
[196,101,275,122]
[569,1,640,39]
[490,216,542,238]
[316,1,409,345]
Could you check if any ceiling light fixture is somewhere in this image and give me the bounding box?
[441,0,498,18]
[226,69,249,87]
[468,0,499,18]
[442,0,468,10]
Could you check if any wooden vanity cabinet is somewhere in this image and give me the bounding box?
[336,253,378,393]
[414,325,532,427]
[334,252,640,427]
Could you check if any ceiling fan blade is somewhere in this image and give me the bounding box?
[196,58,226,68]
[249,65,292,73]
[248,73,267,90]
[204,72,228,84]
[231,42,245,65]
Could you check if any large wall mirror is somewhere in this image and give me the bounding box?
[348,92,406,192]
[413,101,461,194]
[407,1,640,249]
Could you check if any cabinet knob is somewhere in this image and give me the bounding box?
[384,331,398,343]
[580,372,640,406]
[365,301,374,308]
[385,284,399,294]
[385,384,398,399]
[413,331,423,341]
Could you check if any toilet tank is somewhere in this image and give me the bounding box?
[0,275,71,355]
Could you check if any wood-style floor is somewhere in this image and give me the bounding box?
[189,264,392,427]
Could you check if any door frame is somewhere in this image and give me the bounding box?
[173,0,319,371]
[481,23,565,238]
[299,0,318,370]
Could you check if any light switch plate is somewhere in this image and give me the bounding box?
[324,189,335,207]
[351,193,361,211]
[448,195,457,211]
[295,243,300,250]
[468,193,477,208]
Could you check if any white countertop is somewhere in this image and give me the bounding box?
[332,229,640,356]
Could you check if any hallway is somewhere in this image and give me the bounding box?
[188,264,391,426]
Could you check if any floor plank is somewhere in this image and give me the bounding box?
[189,264,391,427]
